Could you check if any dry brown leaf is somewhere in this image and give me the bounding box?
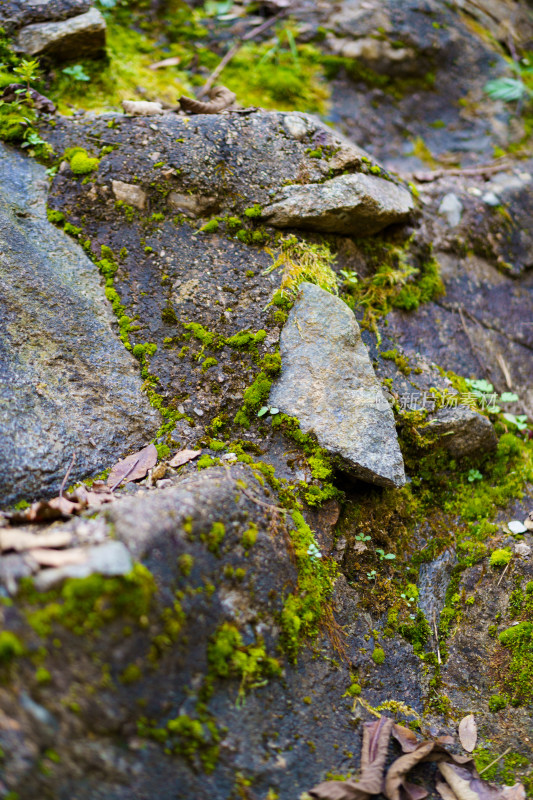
[71,485,114,507]
[107,443,158,489]
[168,449,202,468]
[458,715,477,753]
[0,530,72,552]
[310,717,393,800]
[392,724,420,753]
[501,785,526,800]
[439,764,481,800]
[28,548,87,567]
[384,741,436,800]
[436,780,459,800]
[179,86,236,114]
[149,56,181,69]
[403,782,429,800]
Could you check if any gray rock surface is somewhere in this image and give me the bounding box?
[422,404,497,458]
[34,540,132,590]
[0,143,159,505]
[0,0,92,35]
[14,6,105,60]
[261,173,414,235]
[270,283,406,488]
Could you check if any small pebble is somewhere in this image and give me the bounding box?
[509,520,528,534]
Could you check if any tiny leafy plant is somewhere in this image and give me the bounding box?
[355,532,371,543]
[257,405,279,418]
[366,570,377,580]
[376,549,396,561]
[502,413,528,431]
[339,269,359,288]
[13,58,40,90]
[467,469,483,483]
[62,64,90,82]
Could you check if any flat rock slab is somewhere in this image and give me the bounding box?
[0,144,159,505]
[270,283,406,488]
[261,173,414,236]
[0,0,92,35]
[14,6,105,60]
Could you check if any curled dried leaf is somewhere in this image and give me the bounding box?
[179,86,236,114]
[107,443,158,489]
[168,449,202,468]
[310,717,393,800]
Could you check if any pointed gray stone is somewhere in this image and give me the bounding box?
[269,283,406,488]
[261,173,414,236]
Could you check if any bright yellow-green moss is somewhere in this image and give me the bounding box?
[47,21,192,114]
[265,235,338,302]
[69,149,100,174]
[0,632,24,664]
[489,548,513,568]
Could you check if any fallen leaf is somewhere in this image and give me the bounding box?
[310,717,394,799]
[502,785,526,800]
[436,780,459,800]
[458,715,477,753]
[28,548,87,567]
[403,783,429,800]
[439,764,480,800]
[107,443,158,489]
[384,741,436,800]
[71,485,114,507]
[149,56,181,69]
[392,723,420,753]
[168,448,202,468]
[0,530,72,552]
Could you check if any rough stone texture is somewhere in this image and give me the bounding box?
[0,143,159,505]
[312,0,520,168]
[261,172,414,235]
[270,283,406,488]
[0,465,425,799]
[0,0,92,35]
[14,7,106,61]
[421,405,498,458]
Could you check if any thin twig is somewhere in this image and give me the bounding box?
[478,747,512,775]
[59,453,76,498]
[433,610,442,666]
[458,307,492,381]
[223,463,286,513]
[198,10,287,98]
[409,160,515,183]
[497,561,511,587]
[110,458,140,492]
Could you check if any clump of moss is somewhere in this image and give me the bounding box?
[139,713,220,773]
[177,553,194,576]
[372,647,385,665]
[0,631,24,664]
[234,371,273,428]
[489,548,513,568]
[280,510,337,660]
[225,329,266,350]
[488,694,507,712]
[207,622,281,701]
[201,522,225,556]
[498,622,533,703]
[265,235,338,303]
[199,218,219,234]
[244,204,262,219]
[24,564,156,638]
[46,208,65,224]
[241,523,258,551]
[67,148,100,174]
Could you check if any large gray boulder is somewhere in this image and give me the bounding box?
[0,0,93,35]
[269,283,406,488]
[14,6,105,60]
[261,173,414,236]
[0,144,159,505]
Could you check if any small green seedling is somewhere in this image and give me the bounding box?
[62,64,90,82]
[467,469,483,482]
[355,532,371,542]
[366,570,377,580]
[257,406,279,418]
[376,549,396,561]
